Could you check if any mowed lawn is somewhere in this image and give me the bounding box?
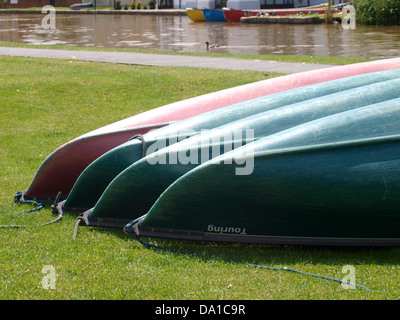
[0,55,399,301]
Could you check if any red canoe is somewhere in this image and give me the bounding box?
[19,58,400,203]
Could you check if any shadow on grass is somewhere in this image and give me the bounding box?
[88,222,400,268]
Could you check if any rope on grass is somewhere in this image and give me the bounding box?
[73,216,85,240]
[0,191,44,214]
[0,212,63,229]
[0,191,63,228]
[132,236,373,292]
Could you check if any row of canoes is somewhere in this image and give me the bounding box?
[17,57,400,246]
[186,4,342,23]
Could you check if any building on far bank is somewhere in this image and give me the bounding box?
[5,0,76,7]
[4,0,342,10]
[4,0,154,7]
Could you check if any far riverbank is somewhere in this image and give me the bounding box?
[0,8,187,15]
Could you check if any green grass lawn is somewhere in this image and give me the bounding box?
[0,56,399,301]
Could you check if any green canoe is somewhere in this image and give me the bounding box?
[126,97,400,246]
[79,74,400,228]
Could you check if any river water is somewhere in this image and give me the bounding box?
[0,13,399,59]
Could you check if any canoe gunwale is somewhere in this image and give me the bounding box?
[79,208,132,229]
[17,188,64,204]
[79,121,173,140]
[55,199,92,214]
[127,220,400,246]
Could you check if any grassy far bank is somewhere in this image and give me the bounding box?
[0,40,370,66]
[354,0,400,26]
[1,56,400,301]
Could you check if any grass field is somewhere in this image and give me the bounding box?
[0,55,399,302]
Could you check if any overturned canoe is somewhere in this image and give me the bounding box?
[126,97,400,246]
[18,57,400,203]
[76,72,400,228]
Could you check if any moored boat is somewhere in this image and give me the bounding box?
[70,2,93,10]
[222,7,259,22]
[126,96,400,246]
[223,5,341,22]
[202,8,226,21]
[73,71,400,228]
[186,7,207,22]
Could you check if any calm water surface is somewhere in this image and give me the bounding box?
[0,13,399,59]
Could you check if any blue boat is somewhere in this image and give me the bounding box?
[202,8,226,21]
